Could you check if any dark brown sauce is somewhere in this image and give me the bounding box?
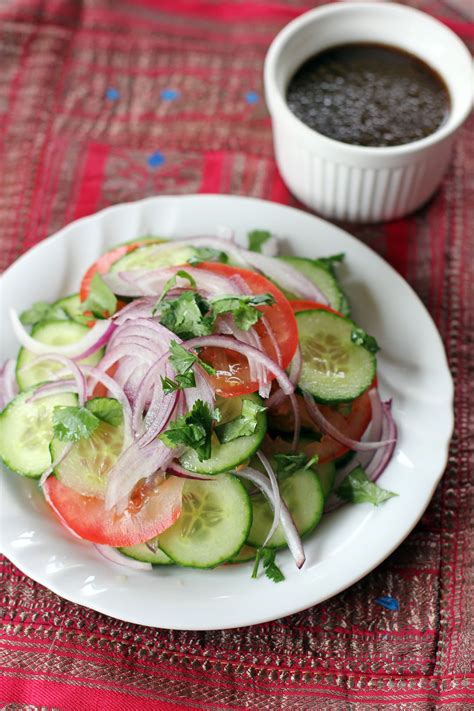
[286,43,450,147]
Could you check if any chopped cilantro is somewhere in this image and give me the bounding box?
[252,547,285,583]
[85,397,123,427]
[168,341,215,378]
[215,398,266,443]
[273,452,318,477]
[313,253,345,275]
[161,371,196,394]
[160,400,220,461]
[153,270,197,311]
[336,466,397,506]
[351,327,380,353]
[187,247,229,266]
[248,230,272,253]
[53,406,100,442]
[158,291,213,339]
[211,293,275,331]
[81,273,117,319]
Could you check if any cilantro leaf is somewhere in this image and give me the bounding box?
[211,293,275,331]
[215,398,266,444]
[53,406,100,442]
[187,247,229,266]
[20,301,68,328]
[161,371,196,395]
[336,466,397,506]
[351,327,380,353]
[168,341,216,378]
[248,230,272,253]
[153,270,197,311]
[313,253,345,275]
[159,292,214,339]
[273,452,318,477]
[252,547,285,583]
[85,397,123,427]
[160,400,220,461]
[81,273,117,319]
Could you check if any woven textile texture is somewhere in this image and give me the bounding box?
[0,1,473,708]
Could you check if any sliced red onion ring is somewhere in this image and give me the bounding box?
[260,235,280,257]
[112,297,156,324]
[104,266,242,299]
[10,308,114,360]
[183,335,295,395]
[302,391,396,452]
[256,451,281,546]
[94,544,152,571]
[166,462,213,481]
[266,346,302,411]
[0,359,19,410]
[236,466,305,569]
[27,379,77,403]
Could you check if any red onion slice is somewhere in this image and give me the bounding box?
[166,462,213,481]
[27,379,77,403]
[303,391,396,452]
[256,451,281,546]
[10,308,114,360]
[94,544,152,571]
[0,359,19,410]
[236,466,305,569]
[112,297,156,324]
[183,335,295,395]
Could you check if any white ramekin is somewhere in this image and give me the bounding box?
[264,2,473,223]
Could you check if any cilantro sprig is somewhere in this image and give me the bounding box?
[160,399,220,461]
[215,399,266,444]
[252,547,285,583]
[351,327,380,354]
[81,273,117,319]
[211,293,275,331]
[52,397,123,442]
[336,466,397,506]
[247,230,272,253]
[20,301,68,328]
[273,452,318,477]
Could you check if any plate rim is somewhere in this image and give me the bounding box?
[0,194,454,630]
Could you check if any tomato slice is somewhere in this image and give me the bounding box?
[195,262,298,398]
[43,475,184,546]
[268,390,373,464]
[290,299,344,317]
[79,240,159,302]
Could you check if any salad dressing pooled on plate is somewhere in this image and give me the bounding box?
[286,43,450,147]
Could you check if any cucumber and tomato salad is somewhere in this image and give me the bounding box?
[0,233,391,575]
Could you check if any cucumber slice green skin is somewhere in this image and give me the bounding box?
[53,294,90,326]
[0,389,78,478]
[246,468,324,550]
[118,539,174,565]
[16,320,104,391]
[179,393,267,475]
[51,417,123,498]
[279,256,350,316]
[110,244,198,273]
[159,474,253,569]
[295,310,376,404]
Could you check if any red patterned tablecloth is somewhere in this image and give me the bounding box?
[0,1,473,708]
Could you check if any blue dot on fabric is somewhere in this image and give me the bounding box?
[375,596,399,611]
[105,87,120,101]
[245,91,260,105]
[160,88,180,101]
[148,151,166,168]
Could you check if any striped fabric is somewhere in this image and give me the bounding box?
[0,1,473,708]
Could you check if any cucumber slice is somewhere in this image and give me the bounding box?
[109,243,198,273]
[247,468,324,549]
[279,256,350,315]
[53,294,89,326]
[159,474,252,568]
[179,393,266,475]
[296,310,376,403]
[51,415,123,498]
[16,320,104,391]
[0,389,78,478]
[314,461,336,499]
[118,538,174,565]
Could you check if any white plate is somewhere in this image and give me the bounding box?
[0,195,453,630]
